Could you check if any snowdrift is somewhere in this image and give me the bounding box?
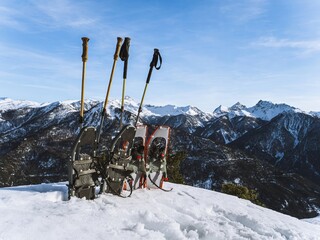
[0,182,319,240]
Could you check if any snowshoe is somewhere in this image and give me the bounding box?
[145,126,172,191]
[68,126,98,200]
[130,125,147,189]
[102,125,136,197]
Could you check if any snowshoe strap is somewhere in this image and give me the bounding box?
[77,169,96,176]
[147,174,172,192]
[105,176,133,198]
[109,163,126,170]
[73,159,93,165]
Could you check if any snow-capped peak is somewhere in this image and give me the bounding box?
[230,102,247,111]
[213,103,253,119]
[212,100,304,121]
[248,100,302,121]
[0,97,43,111]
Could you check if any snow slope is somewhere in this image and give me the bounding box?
[0,182,319,240]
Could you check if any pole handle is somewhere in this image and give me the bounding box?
[114,37,123,61]
[150,48,162,69]
[81,37,90,62]
[120,37,131,79]
[146,48,162,83]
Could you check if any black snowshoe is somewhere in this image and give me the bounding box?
[101,125,136,197]
[68,126,98,200]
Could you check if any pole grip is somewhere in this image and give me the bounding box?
[81,37,90,62]
[121,37,131,79]
[114,37,123,61]
[146,48,161,83]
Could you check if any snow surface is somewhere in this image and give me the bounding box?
[0,182,319,240]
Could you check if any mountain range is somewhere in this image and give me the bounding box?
[1,97,320,218]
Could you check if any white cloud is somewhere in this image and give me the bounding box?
[220,0,267,23]
[253,37,320,54]
[0,6,25,29]
[31,0,97,29]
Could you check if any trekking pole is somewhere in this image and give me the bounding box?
[135,48,162,126]
[79,37,89,129]
[97,37,123,143]
[119,37,131,129]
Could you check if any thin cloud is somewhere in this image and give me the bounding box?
[253,37,320,53]
[220,0,267,23]
[30,0,97,29]
[0,6,25,29]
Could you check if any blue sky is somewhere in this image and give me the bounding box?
[1,0,320,112]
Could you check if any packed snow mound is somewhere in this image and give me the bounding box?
[0,182,319,240]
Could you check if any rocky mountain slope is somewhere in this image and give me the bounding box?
[1,97,320,218]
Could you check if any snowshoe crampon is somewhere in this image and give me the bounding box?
[145,126,172,192]
[68,126,98,200]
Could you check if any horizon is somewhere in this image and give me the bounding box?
[0,95,317,114]
[1,1,320,112]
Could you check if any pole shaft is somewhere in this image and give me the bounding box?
[97,37,123,143]
[135,83,148,126]
[79,61,87,127]
[119,76,127,129]
[119,38,130,129]
[79,37,89,128]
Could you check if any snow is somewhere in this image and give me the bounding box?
[247,100,302,121]
[213,104,254,119]
[0,97,44,111]
[145,104,203,117]
[0,182,319,240]
[304,215,320,226]
[212,100,303,121]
